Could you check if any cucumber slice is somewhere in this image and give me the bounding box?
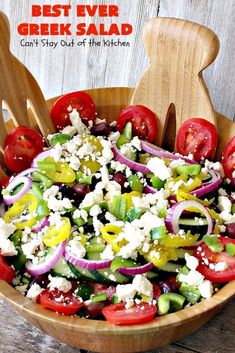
[67,263,97,281]
[158,262,183,273]
[179,217,208,235]
[51,257,77,279]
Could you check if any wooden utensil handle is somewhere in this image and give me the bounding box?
[131,17,220,146]
[0,11,55,153]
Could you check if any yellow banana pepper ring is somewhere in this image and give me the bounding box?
[4,193,38,229]
[43,217,71,246]
[101,224,124,253]
[161,231,200,248]
[176,190,214,206]
[123,191,142,210]
[80,135,103,173]
[180,176,202,192]
[39,157,76,183]
[142,245,178,267]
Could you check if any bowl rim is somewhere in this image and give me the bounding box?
[0,86,235,336]
[0,279,235,335]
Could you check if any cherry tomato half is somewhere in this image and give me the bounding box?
[194,237,235,283]
[176,118,218,162]
[39,288,83,315]
[116,105,158,143]
[102,302,157,325]
[50,91,97,130]
[4,126,44,173]
[0,254,15,284]
[221,136,235,180]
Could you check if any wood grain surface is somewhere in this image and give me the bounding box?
[0,0,234,120]
[0,298,234,353]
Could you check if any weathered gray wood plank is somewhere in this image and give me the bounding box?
[0,299,234,353]
[0,0,234,118]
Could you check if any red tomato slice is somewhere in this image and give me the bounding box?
[102,302,157,325]
[116,105,158,143]
[221,136,235,180]
[39,288,83,315]
[176,118,218,162]
[4,126,44,173]
[50,91,97,130]
[0,175,12,189]
[0,254,15,284]
[194,237,235,283]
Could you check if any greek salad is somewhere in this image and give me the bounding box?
[0,91,235,325]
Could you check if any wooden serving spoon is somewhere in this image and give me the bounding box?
[131,17,220,147]
[0,11,55,153]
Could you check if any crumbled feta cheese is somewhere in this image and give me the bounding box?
[69,155,81,170]
[198,280,213,298]
[131,136,141,151]
[218,196,232,213]
[108,131,120,144]
[80,189,104,208]
[100,244,114,260]
[61,125,77,136]
[178,270,204,287]
[50,143,63,162]
[125,298,135,309]
[43,185,60,201]
[0,218,16,239]
[147,157,172,181]
[169,158,186,169]
[185,253,199,271]
[116,283,137,302]
[214,261,228,272]
[100,165,110,184]
[27,283,43,302]
[22,239,41,258]
[132,275,153,300]
[68,237,86,258]
[69,109,88,134]
[105,181,121,201]
[0,238,17,256]
[105,212,117,223]
[48,275,72,293]
[202,160,224,176]
[93,216,103,236]
[73,209,88,222]
[89,205,102,217]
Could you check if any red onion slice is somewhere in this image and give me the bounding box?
[25,240,67,276]
[64,248,112,270]
[141,141,197,164]
[31,148,52,168]
[112,146,150,173]
[3,176,32,205]
[118,262,154,275]
[144,184,158,194]
[165,200,213,235]
[192,170,222,197]
[32,216,50,232]
[16,167,38,178]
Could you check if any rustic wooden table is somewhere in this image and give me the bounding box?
[0,298,234,353]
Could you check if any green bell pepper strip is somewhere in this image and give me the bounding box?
[37,161,57,172]
[226,243,235,256]
[50,133,72,146]
[179,283,201,304]
[110,256,138,272]
[32,170,53,188]
[176,164,202,177]
[37,199,49,219]
[127,175,143,193]
[126,207,142,222]
[86,243,106,253]
[30,182,43,200]
[151,176,165,190]
[158,293,185,315]
[110,195,128,220]
[203,234,224,253]
[150,226,166,242]
[116,122,133,149]
[92,293,108,303]
[76,171,93,185]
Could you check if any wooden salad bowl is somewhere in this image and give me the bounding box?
[0,12,235,353]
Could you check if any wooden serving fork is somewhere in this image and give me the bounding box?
[131,17,220,147]
[0,11,55,153]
